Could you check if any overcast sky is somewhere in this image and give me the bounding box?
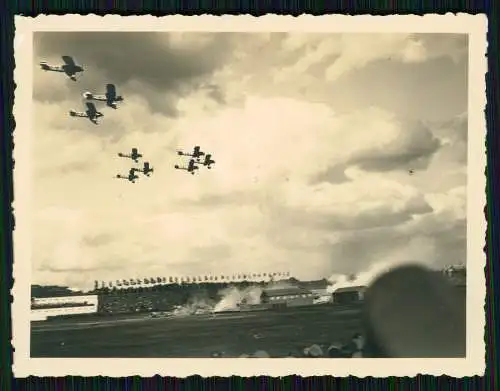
[31,32,468,290]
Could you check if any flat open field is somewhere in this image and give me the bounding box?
[31,305,363,358]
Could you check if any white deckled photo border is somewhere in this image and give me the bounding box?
[11,13,487,378]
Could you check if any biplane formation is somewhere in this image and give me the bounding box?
[39,55,216,182]
[175,146,215,175]
[116,148,154,183]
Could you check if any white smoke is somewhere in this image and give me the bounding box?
[326,259,422,294]
[213,285,263,312]
[171,297,214,316]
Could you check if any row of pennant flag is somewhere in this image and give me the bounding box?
[94,272,292,290]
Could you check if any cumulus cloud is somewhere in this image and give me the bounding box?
[273,33,467,84]
[29,32,468,289]
[33,32,236,116]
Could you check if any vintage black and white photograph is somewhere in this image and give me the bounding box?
[12,14,486,377]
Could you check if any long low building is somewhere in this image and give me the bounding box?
[30,295,98,321]
[260,286,315,308]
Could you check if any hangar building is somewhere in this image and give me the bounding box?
[260,287,315,309]
[331,286,366,305]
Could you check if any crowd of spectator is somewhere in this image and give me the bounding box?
[97,283,224,314]
[208,333,367,358]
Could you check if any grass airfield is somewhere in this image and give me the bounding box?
[31,304,363,358]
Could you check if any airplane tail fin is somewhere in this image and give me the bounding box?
[174,165,180,169]
[69,110,77,117]
[83,92,93,99]
[39,62,49,70]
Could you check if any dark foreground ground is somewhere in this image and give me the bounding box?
[31,305,363,358]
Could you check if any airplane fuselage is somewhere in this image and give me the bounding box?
[178,151,204,160]
[69,110,102,124]
[118,152,141,162]
[40,64,64,72]
[83,92,123,108]
[86,94,107,101]
[174,166,198,175]
[116,174,138,183]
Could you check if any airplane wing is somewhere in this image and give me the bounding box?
[62,55,76,67]
[106,84,116,103]
[85,102,97,116]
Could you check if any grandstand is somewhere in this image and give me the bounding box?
[30,295,98,321]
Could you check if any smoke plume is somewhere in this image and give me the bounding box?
[326,259,425,294]
[213,285,263,312]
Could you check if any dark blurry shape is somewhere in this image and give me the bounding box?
[118,148,143,163]
[69,102,104,125]
[409,169,415,175]
[174,159,200,175]
[39,55,84,81]
[363,263,466,358]
[116,168,139,184]
[83,83,124,109]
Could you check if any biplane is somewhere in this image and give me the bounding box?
[135,162,154,177]
[39,55,84,81]
[174,159,199,175]
[200,154,215,169]
[83,83,124,109]
[116,168,139,183]
[118,148,142,163]
[177,146,205,161]
[69,102,103,125]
